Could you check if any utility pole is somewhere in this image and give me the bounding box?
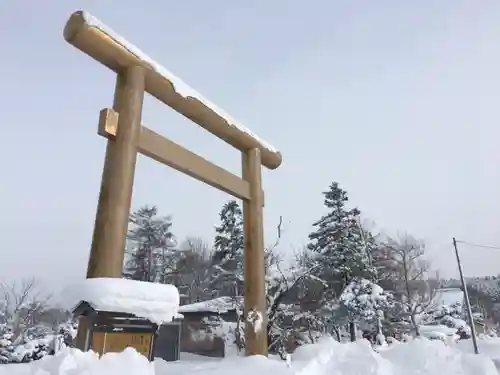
[358,218,383,343]
[452,237,479,354]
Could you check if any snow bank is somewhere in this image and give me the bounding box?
[0,348,156,375]
[292,337,497,375]
[291,337,392,375]
[382,338,497,375]
[455,336,500,369]
[0,348,291,375]
[60,278,180,325]
[3,337,498,375]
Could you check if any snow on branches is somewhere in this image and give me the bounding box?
[339,278,392,322]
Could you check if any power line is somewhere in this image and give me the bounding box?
[454,240,500,251]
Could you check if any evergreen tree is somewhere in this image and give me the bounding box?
[124,205,176,283]
[339,278,392,325]
[307,182,376,295]
[212,200,244,296]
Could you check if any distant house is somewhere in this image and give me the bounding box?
[177,297,241,358]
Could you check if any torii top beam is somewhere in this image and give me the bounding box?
[63,11,282,170]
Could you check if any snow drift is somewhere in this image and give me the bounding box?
[0,337,498,375]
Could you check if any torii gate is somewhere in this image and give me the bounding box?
[63,10,282,356]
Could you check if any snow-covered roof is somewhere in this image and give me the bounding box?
[61,278,180,325]
[178,297,242,314]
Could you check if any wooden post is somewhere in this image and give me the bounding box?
[75,66,145,350]
[242,148,267,356]
[87,66,145,278]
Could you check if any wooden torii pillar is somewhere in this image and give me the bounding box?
[63,10,282,356]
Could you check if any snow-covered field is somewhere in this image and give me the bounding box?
[1,337,499,375]
[2,278,497,374]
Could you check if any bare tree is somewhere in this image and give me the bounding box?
[0,278,51,339]
[184,236,211,260]
[164,236,215,303]
[124,205,176,282]
[382,234,438,336]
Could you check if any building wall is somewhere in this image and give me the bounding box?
[179,311,237,358]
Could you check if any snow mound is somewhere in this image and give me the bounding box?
[455,336,500,370]
[381,338,497,375]
[1,337,497,375]
[0,348,155,375]
[291,337,497,375]
[0,348,291,375]
[60,278,180,325]
[292,337,392,375]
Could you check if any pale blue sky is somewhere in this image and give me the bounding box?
[2,0,500,290]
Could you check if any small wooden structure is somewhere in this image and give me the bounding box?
[73,301,159,361]
[63,10,283,356]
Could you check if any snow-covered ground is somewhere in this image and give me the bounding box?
[1,337,499,375]
[456,336,500,369]
[2,277,496,374]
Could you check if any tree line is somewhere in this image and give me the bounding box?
[123,181,441,355]
[2,180,499,363]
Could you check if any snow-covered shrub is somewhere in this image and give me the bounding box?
[339,278,393,323]
[420,301,472,341]
[0,319,77,364]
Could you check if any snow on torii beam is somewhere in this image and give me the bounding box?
[63,11,282,170]
[63,10,279,357]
